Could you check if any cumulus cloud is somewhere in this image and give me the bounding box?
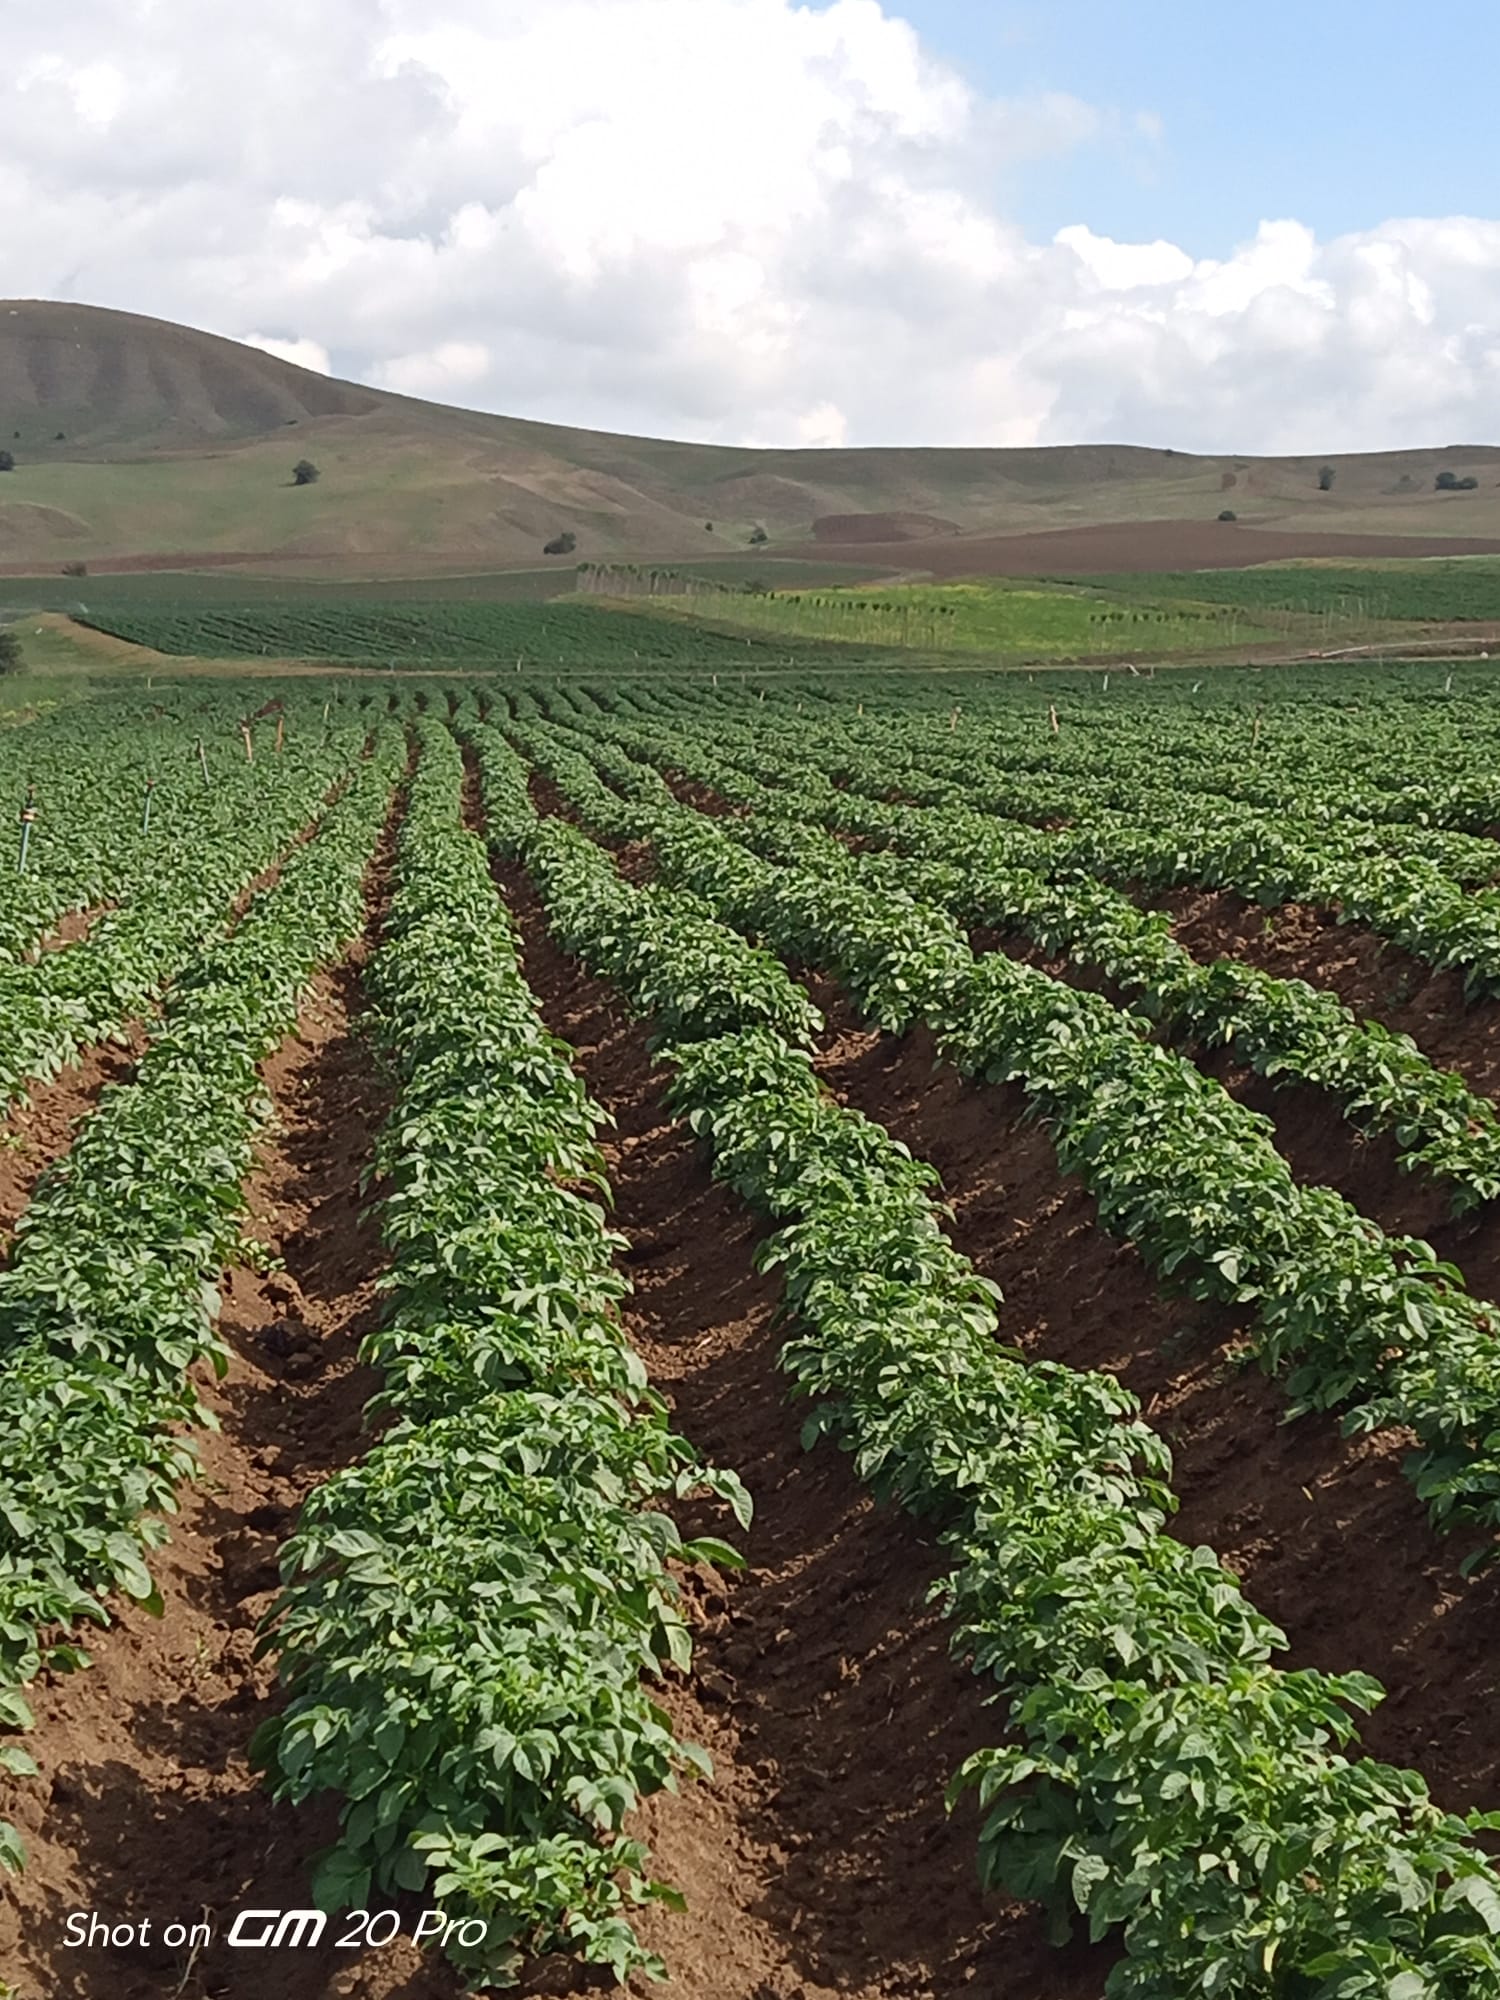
[242,333,333,375]
[1,0,1497,452]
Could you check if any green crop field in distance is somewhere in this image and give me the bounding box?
[614,574,1285,660]
[1073,557,1500,623]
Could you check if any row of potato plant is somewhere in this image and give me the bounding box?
[0,728,404,1873]
[640,697,1500,997]
[253,720,749,1990]
[0,718,371,1114]
[519,716,1500,1554]
[0,684,378,961]
[763,718,1500,997]
[467,716,1500,2000]
[568,711,1500,1213]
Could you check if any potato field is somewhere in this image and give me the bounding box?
[6,661,1500,1998]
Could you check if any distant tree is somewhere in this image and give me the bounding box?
[292,459,321,487]
[1217,509,1238,522]
[704,521,714,532]
[748,524,769,545]
[60,560,88,577]
[1317,465,1336,490]
[54,431,66,442]
[1436,469,1479,491]
[543,530,578,556]
[0,451,14,473]
[0,629,20,673]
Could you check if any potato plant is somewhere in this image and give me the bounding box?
[469,716,1500,1999]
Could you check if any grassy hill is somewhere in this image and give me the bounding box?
[5,300,1500,578]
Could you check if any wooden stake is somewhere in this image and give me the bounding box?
[241,724,254,763]
[275,716,285,755]
[197,738,210,787]
[1048,703,1059,734]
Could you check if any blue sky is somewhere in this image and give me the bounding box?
[906,1,1500,254]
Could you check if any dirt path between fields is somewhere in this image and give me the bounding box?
[0,807,458,2000]
[491,851,1109,2000]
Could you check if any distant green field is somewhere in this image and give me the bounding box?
[1075,558,1500,622]
[67,596,866,668]
[632,576,1277,659]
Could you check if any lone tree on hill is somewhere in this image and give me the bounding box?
[0,451,14,473]
[543,530,578,556]
[1317,465,1336,490]
[0,629,21,673]
[1436,469,1480,491]
[1217,509,1238,522]
[748,524,769,545]
[292,459,321,487]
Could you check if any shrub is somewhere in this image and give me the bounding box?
[0,629,21,673]
[543,531,578,556]
[292,459,321,487]
[1435,469,1479,492]
[1318,465,1336,490]
[0,451,14,473]
[748,525,769,545]
[1217,509,1238,522]
[60,560,88,578]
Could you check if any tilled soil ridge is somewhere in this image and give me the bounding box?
[803,982,1500,1816]
[0,859,454,1999]
[496,855,1109,2000]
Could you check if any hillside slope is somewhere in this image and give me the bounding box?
[4,300,1500,576]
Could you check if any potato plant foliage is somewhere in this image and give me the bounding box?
[0,727,403,1873]
[465,705,1500,1997]
[254,721,748,1988]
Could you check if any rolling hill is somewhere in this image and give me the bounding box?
[4,299,1500,577]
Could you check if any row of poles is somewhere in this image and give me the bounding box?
[16,705,313,874]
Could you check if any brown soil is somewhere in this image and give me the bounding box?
[31,904,110,955]
[798,519,1500,578]
[1160,888,1500,1103]
[802,984,1500,1813]
[0,1028,146,1240]
[811,513,962,544]
[0,842,450,2000]
[493,856,1109,2000]
[0,768,361,1247]
[967,924,1500,1283]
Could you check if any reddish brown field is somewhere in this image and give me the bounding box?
[801,517,1500,576]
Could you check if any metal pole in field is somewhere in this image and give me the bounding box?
[17,792,36,874]
[197,738,211,786]
[142,778,156,836]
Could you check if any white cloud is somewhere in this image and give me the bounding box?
[372,340,492,397]
[242,333,333,375]
[0,1,1498,453]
